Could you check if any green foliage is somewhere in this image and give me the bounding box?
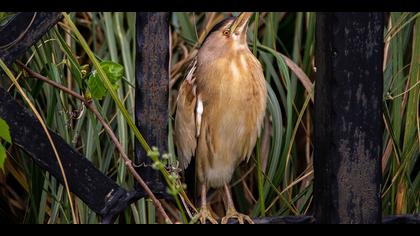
[0,144,6,171]
[0,118,11,171]
[381,12,420,215]
[0,118,11,144]
[0,12,15,26]
[87,61,124,100]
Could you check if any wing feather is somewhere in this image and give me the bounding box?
[174,58,198,169]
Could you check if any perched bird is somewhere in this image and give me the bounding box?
[174,12,267,224]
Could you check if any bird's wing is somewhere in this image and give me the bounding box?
[174,57,198,169]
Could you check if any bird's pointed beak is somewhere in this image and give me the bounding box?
[229,12,253,36]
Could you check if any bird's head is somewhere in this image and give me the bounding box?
[199,13,253,59]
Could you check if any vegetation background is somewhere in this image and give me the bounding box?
[0,12,418,223]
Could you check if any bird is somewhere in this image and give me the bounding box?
[174,12,267,224]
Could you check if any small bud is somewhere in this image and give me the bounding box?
[162,153,170,160]
[168,174,176,182]
[152,161,163,170]
[147,146,160,159]
[81,65,90,79]
[84,91,92,101]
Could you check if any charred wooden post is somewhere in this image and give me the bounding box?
[135,12,170,198]
[0,88,144,222]
[0,12,62,66]
[314,12,384,224]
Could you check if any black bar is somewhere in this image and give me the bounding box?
[229,216,316,224]
[228,215,420,224]
[0,12,62,66]
[135,12,170,198]
[0,87,144,217]
[314,12,384,223]
[383,215,420,224]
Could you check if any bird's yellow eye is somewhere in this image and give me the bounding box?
[223,29,230,36]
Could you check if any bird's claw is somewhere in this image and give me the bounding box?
[191,207,218,224]
[221,208,254,224]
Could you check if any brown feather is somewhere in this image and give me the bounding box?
[174,17,267,188]
[174,58,198,169]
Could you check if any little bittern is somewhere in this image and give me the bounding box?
[175,12,267,224]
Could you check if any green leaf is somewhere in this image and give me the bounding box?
[100,61,124,83]
[87,71,107,99]
[0,118,11,143]
[0,117,11,174]
[87,61,124,100]
[0,144,5,171]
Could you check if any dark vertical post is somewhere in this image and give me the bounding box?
[314,12,384,223]
[135,12,170,197]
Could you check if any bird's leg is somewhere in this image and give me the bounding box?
[221,184,254,224]
[194,183,218,224]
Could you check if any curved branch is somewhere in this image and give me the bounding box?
[17,60,172,224]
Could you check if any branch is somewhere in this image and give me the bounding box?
[17,61,172,224]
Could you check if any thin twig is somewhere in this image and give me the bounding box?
[17,61,173,224]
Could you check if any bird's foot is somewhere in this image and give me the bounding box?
[191,206,218,224]
[221,208,254,224]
